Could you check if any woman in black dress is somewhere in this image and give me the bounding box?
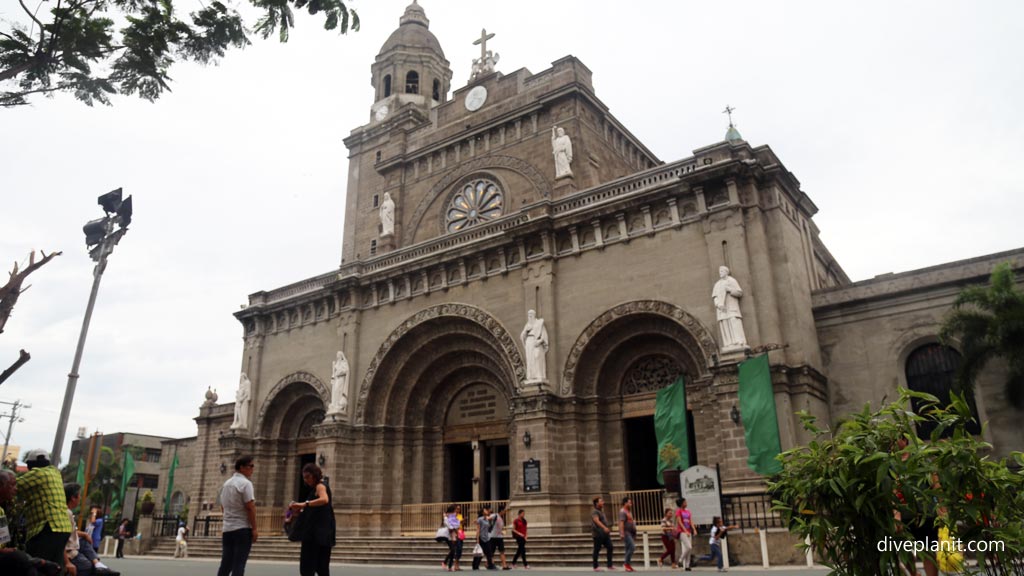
[289,463,336,576]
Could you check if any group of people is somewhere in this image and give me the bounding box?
[593,496,738,573]
[0,448,122,576]
[436,503,529,571]
[217,455,336,576]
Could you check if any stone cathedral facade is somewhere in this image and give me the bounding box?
[175,2,1024,535]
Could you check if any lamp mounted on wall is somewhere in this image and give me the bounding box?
[219,463,227,474]
[318,453,326,467]
[522,430,532,448]
[730,405,741,425]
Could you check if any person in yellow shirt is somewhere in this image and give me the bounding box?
[17,449,74,570]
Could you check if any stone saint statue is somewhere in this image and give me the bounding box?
[231,372,252,430]
[520,309,549,383]
[380,192,396,237]
[711,266,748,352]
[327,351,349,415]
[551,126,574,179]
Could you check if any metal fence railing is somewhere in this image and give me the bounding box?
[192,515,223,537]
[151,515,181,538]
[721,491,782,532]
[401,499,510,536]
[609,489,666,531]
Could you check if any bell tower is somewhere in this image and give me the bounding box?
[369,1,452,123]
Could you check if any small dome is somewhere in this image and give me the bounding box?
[725,125,743,143]
[379,1,444,58]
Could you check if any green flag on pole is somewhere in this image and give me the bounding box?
[164,452,179,514]
[76,457,85,486]
[115,451,135,512]
[654,376,689,485]
[738,354,783,475]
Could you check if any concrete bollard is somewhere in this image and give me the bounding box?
[805,535,814,567]
[722,537,730,570]
[642,532,650,568]
[758,527,770,567]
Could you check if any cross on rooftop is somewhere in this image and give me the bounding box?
[473,28,495,60]
[723,105,736,127]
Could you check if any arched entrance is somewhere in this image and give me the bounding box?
[256,373,328,506]
[358,303,521,508]
[565,301,716,490]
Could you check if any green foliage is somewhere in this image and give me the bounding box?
[771,389,1024,576]
[941,262,1024,408]
[141,489,154,503]
[1,0,359,106]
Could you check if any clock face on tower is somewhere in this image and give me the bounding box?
[374,105,389,121]
[465,86,487,112]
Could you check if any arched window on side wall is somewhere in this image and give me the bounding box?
[405,71,419,94]
[432,78,441,101]
[905,343,982,439]
[383,75,391,98]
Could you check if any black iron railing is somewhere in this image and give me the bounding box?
[151,515,181,537]
[192,515,223,537]
[720,491,782,532]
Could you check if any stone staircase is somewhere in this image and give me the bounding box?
[147,533,688,567]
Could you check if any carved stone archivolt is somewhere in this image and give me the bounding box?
[560,300,718,396]
[355,303,526,425]
[622,355,685,396]
[255,371,330,434]
[404,155,551,245]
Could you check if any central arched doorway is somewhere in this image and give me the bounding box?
[359,304,521,510]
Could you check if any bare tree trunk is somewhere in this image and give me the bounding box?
[0,249,61,334]
[0,349,30,387]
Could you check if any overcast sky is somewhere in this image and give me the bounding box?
[1,0,1022,464]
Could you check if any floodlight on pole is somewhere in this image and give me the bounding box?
[51,188,132,467]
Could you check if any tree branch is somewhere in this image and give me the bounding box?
[0,250,61,335]
[0,349,31,388]
[17,0,46,39]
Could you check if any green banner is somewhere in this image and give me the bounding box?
[164,452,179,514]
[115,451,135,512]
[654,376,689,484]
[739,354,783,475]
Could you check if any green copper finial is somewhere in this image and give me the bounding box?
[723,105,743,142]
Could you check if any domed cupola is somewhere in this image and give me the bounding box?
[370,1,452,122]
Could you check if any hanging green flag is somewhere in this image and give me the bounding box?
[76,457,85,486]
[739,354,783,475]
[164,452,179,514]
[116,451,135,513]
[654,376,689,485]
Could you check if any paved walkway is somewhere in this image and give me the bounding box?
[105,556,832,575]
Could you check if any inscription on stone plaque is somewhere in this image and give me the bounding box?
[445,384,509,426]
[523,459,541,492]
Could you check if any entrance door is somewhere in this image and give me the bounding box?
[297,453,315,501]
[625,416,660,490]
[482,441,510,501]
[447,443,474,502]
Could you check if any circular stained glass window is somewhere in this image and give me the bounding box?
[446,179,504,233]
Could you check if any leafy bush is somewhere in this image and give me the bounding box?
[771,389,1024,576]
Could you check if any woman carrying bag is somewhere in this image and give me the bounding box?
[288,463,336,576]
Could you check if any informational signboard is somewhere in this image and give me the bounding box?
[446,384,510,426]
[680,465,722,524]
[523,459,541,492]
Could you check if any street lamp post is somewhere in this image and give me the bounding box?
[51,189,132,467]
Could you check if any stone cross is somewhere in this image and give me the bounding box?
[473,28,495,61]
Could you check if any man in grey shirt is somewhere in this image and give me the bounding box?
[218,455,258,576]
[489,503,510,570]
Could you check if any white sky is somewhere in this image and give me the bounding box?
[1,0,1022,463]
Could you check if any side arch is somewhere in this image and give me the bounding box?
[256,371,329,437]
[560,300,719,396]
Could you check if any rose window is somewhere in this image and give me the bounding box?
[446,179,504,233]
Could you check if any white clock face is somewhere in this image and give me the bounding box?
[374,105,389,121]
[465,86,487,112]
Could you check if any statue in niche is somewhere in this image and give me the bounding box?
[551,125,574,179]
[712,266,748,352]
[520,309,549,383]
[380,192,396,237]
[231,372,251,430]
[327,351,349,415]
